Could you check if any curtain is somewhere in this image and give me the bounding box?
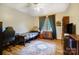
[39,16,46,31]
[48,15,57,39]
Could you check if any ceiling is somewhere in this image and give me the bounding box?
[1,3,70,16]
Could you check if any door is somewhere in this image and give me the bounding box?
[62,16,69,38]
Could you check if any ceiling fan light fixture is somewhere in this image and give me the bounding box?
[34,7,40,12]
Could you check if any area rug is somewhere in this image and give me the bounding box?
[17,40,56,55]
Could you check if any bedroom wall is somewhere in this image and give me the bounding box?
[34,3,79,39]
[0,5,34,34]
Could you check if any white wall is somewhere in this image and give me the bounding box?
[0,5,34,34]
[34,4,79,39]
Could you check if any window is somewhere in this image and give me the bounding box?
[41,17,52,33]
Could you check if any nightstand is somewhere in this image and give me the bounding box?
[15,35,26,46]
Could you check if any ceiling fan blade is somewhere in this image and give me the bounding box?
[25,3,38,7]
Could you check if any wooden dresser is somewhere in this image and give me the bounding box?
[39,31,53,39]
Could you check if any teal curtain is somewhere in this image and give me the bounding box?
[39,16,46,31]
[48,15,57,39]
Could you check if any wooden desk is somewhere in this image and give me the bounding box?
[64,34,79,55]
[69,35,79,54]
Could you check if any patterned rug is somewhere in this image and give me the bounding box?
[3,40,56,55]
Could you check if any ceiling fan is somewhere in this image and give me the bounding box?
[25,3,39,8]
[25,3,43,12]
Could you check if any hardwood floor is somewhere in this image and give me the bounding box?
[2,39,64,55]
[38,39,64,55]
